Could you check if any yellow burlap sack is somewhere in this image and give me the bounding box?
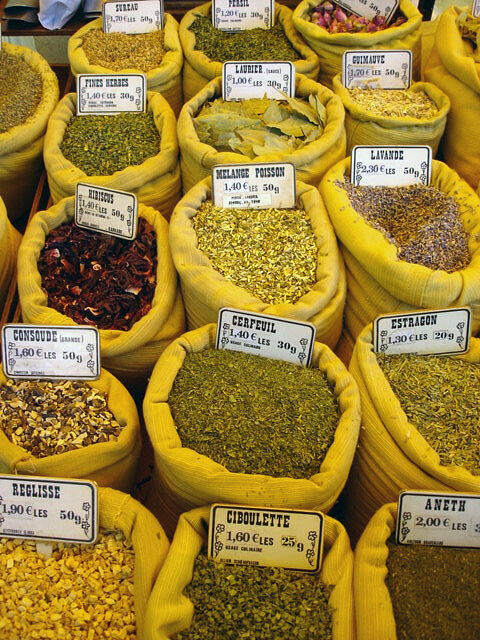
[68,14,183,116]
[98,487,170,640]
[293,0,422,88]
[320,158,480,332]
[344,325,480,542]
[43,91,180,220]
[334,326,356,368]
[331,75,450,155]
[354,502,398,640]
[0,43,59,221]
[16,197,185,392]
[143,323,361,536]
[177,74,346,193]
[169,177,346,348]
[424,6,480,188]
[144,505,355,640]
[0,367,141,491]
[0,195,22,310]
[179,1,321,103]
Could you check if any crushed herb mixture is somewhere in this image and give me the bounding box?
[457,10,480,60]
[81,29,166,72]
[0,51,42,133]
[348,88,438,119]
[169,349,340,478]
[38,218,157,331]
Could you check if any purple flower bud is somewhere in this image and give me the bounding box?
[334,7,347,22]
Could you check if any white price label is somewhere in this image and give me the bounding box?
[216,308,315,366]
[2,325,101,380]
[472,0,480,18]
[212,0,274,31]
[208,505,324,572]
[336,0,399,22]
[212,162,296,209]
[223,61,294,100]
[397,491,480,548]
[351,145,432,187]
[342,50,412,89]
[103,0,163,33]
[77,74,146,115]
[373,308,471,356]
[75,183,138,240]
[0,476,98,544]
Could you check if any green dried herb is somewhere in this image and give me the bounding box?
[81,29,166,72]
[195,95,326,158]
[377,354,480,474]
[175,553,334,640]
[189,15,300,62]
[169,349,340,478]
[386,539,480,640]
[60,112,160,175]
[338,179,471,272]
[0,51,42,133]
[347,87,438,119]
[193,202,318,304]
[457,11,480,60]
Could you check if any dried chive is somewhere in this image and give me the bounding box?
[377,354,480,474]
[0,51,42,133]
[81,29,166,72]
[386,540,480,640]
[175,554,334,640]
[347,88,438,119]
[60,112,160,176]
[169,349,340,478]
[193,202,318,304]
[189,15,299,62]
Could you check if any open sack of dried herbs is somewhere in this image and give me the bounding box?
[43,91,180,220]
[331,74,450,155]
[0,195,22,312]
[0,367,141,490]
[169,177,346,348]
[177,74,346,193]
[320,158,480,349]
[179,1,320,102]
[68,14,184,115]
[424,6,480,189]
[293,0,421,88]
[0,42,59,221]
[343,324,480,542]
[143,505,354,639]
[354,502,480,640]
[143,323,361,536]
[16,197,185,392]
[0,487,169,640]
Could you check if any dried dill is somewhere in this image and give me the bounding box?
[0,51,43,133]
[169,349,340,478]
[377,353,480,474]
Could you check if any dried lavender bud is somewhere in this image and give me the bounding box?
[175,553,334,640]
[386,539,480,640]
[60,112,160,176]
[377,353,480,474]
[168,349,340,478]
[38,218,157,331]
[0,379,123,457]
[0,51,43,133]
[192,202,318,304]
[81,29,166,72]
[347,88,438,119]
[338,178,471,272]
[189,15,300,62]
[310,1,406,33]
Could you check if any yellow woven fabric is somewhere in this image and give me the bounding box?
[98,487,170,640]
[43,91,180,220]
[0,43,59,221]
[424,6,480,188]
[143,323,361,535]
[332,75,450,155]
[0,368,141,491]
[177,74,346,193]
[68,14,183,116]
[143,505,355,640]
[179,1,320,102]
[16,197,185,391]
[293,0,422,88]
[169,177,345,348]
[0,195,22,310]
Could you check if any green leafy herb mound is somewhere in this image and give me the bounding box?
[175,554,334,640]
[169,349,340,478]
